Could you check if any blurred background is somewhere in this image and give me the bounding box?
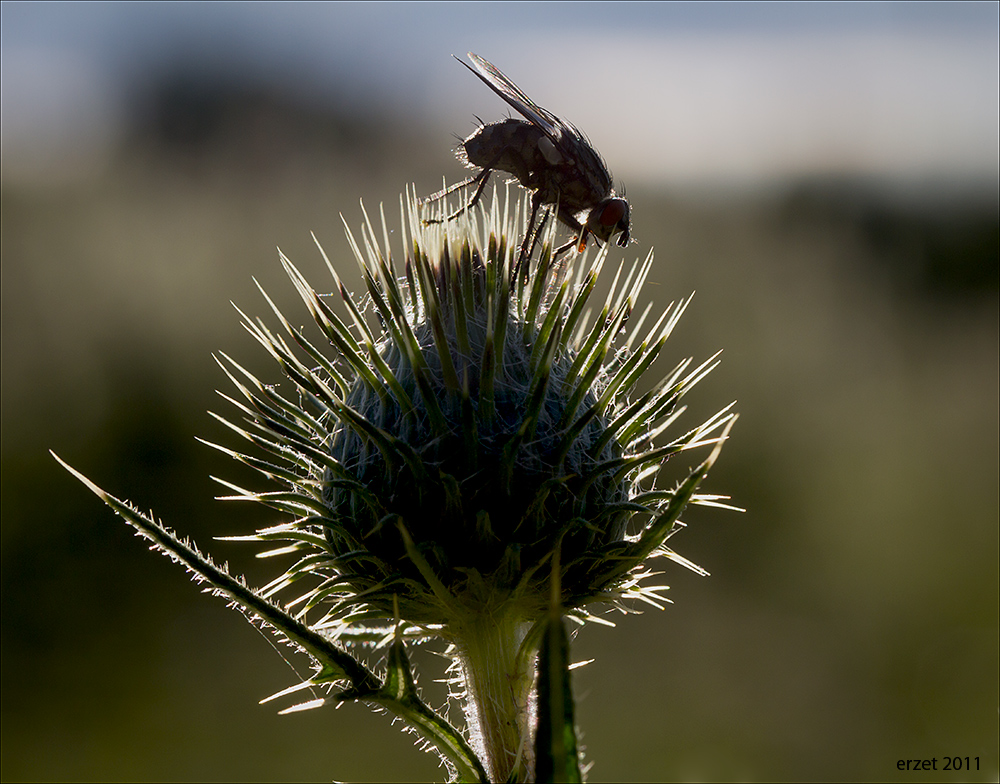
[2,2,997,781]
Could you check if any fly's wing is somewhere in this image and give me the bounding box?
[459,53,566,142]
[459,53,613,190]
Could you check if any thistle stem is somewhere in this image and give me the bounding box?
[456,610,535,783]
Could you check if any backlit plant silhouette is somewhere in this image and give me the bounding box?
[55,185,737,782]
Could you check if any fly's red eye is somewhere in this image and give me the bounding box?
[600,200,627,227]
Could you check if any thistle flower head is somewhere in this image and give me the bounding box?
[214,186,734,643]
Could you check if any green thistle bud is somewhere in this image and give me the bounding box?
[323,215,632,620]
[221,187,734,780]
[56,184,736,783]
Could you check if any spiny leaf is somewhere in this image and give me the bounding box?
[367,636,488,783]
[52,451,378,691]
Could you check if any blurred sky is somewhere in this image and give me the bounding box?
[2,4,998,782]
[2,1,998,189]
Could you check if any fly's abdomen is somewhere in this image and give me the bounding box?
[462,120,549,188]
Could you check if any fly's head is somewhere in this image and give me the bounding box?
[585,195,631,249]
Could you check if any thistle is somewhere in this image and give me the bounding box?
[55,185,737,783]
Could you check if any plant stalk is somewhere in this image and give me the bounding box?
[456,610,536,782]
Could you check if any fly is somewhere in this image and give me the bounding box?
[423,52,631,276]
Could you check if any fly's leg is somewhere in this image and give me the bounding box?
[521,207,553,276]
[551,215,590,259]
[422,145,514,225]
[512,192,545,285]
[422,175,480,204]
[552,236,578,259]
[422,167,494,225]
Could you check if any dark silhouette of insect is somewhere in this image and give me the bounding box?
[423,52,631,273]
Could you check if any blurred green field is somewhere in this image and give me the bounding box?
[2,92,997,782]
